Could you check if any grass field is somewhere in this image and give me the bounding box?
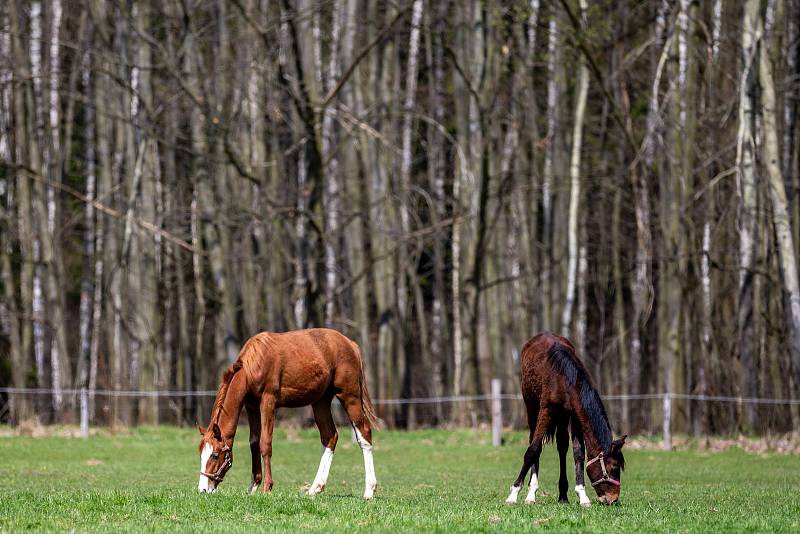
[1,426,798,533]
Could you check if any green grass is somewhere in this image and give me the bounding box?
[1,426,798,533]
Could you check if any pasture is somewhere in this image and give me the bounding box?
[1,427,798,533]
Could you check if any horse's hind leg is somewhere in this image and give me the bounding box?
[338,392,377,499]
[308,398,338,496]
[259,395,277,493]
[246,404,262,493]
[556,423,570,503]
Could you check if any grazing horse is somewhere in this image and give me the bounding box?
[197,328,379,499]
[505,332,626,506]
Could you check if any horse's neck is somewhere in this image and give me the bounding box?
[572,398,609,457]
[218,372,247,442]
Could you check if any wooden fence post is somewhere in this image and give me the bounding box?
[492,378,502,447]
[663,392,672,450]
[80,387,89,438]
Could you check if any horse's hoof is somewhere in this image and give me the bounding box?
[558,499,569,504]
[524,499,536,505]
[505,499,516,506]
[307,484,325,496]
[248,483,260,494]
[580,502,591,508]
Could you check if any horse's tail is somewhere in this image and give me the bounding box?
[351,340,383,430]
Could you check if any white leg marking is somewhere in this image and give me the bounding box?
[354,428,377,499]
[524,473,539,504]
[575,484,591,507]
[198,443,212,493]
[248,478,259,494]
[308,447,334,495]
[505,485,521,505]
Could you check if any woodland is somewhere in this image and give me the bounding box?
[1,0,799,435]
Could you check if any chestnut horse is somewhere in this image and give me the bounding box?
[197,328,379,499]
[505,332,626,506]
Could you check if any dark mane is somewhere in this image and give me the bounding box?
[547,342,613,454]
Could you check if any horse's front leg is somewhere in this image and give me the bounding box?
[246,404,262,494]
[556,424,570,503]
[571,426,591,507]
[259,395,277,493]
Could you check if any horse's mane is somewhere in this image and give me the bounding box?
[547,342,613,454]
[210,336,269,424]
[210,361,241,424]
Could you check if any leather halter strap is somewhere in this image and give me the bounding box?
[200,444,232,483]
[586,452,620,487]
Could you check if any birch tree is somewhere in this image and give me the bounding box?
[759,5,800,407]
[561,0,589,334]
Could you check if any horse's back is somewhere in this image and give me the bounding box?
[241,328,362,406]
[519,332,579,405]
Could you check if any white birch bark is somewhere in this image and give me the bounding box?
[294,148,308,328]
[47,0,62,236]
[323,1,343,326]
[77,40,95,390]
[759,15,800,405]
[541,14,559,330]
[737,0,760,426]
[46,0,69,412]
[561,0,589,334]
[398,0,424,313]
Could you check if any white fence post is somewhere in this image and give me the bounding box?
[662,392,671,450]
[491,378,502,447]
[80,387,89,438]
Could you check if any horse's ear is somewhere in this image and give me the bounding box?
[611,435,627,452]
[197,425,206,435]
[211,423,222,440]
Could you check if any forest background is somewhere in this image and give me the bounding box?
[1,0,799,436]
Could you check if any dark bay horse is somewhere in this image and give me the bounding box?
[505,332,626,506]
[197,328,379,498]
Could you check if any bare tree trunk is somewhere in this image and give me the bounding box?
[759,11,800,419]
[541,13,560,331]
[783,0,799,253]
[738,0,759,430]
[322,1,343,327]
[90,0,113,418]
[77,32,95,391]
[0,222,24,419]
[630,0,666,433]
[561,0,589,334]
[44,0,70,417]
[132,2,160,422]
[6,0,34,421]
[426,0,449,418]
[394,0,424,426]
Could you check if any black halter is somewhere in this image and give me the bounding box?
[200,444,232,483]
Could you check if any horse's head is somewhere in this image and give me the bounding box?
[197,423,233,493]
[587,435,626,505]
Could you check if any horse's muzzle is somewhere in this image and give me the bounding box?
[598,495,619,506]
